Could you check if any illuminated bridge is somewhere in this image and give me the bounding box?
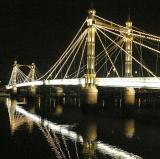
[6,9,160,93]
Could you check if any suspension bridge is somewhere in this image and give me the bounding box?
[6,9,160,94]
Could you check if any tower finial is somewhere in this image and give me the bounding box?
[14,59,17,65]
[128,8,131,22]
[90,0,94,9]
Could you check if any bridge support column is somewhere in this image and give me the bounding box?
[12,60,18,94]
[125,17,133,77]
[30,86,36,95]
[84,9,98,93]
[54,86,64,96]
[123,18,135,105]
[30,63,36,95]
[82,9,98,104]
[124,87,135,105]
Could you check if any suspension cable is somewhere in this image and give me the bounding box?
[96,26,158,78]
[96,30,120,77]
[76,38,87,78]
[63,31,87,79]
[53,30,87,79]
[96,40,124,76]
[38,18,87,80]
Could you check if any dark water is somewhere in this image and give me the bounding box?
[0,88,160,159]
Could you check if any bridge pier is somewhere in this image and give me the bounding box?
[30,86,37,95]
[123,87,135,105]
[54,86,64,96]
[81,90,98,105]
[12,86,17,95]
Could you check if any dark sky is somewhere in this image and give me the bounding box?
[0,0,159,84]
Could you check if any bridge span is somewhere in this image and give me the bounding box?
[6,9,160,93]
[6,77,160,90]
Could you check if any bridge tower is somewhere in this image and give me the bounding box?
[84,9,98,93]
[125,17,133,77]
[12,60,18,94]
[30,63,36,95]
[124,17,135,98]
[30,63,35,82]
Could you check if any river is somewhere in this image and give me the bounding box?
[0,87,160,159]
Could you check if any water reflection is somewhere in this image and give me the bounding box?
[124,119,135,139]
[81,109,97,158]
[81,92,98,105]
[6,98,34,134]
[5,95,143,159]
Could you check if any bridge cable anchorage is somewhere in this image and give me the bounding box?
[95,26,159,79]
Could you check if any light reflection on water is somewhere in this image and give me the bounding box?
[1,88,160,159]
[6,100,142,159]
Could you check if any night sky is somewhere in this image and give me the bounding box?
[0,0,159,84]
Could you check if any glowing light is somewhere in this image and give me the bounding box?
[45,79,85,86]
[97,142,142,159]
[96,77,160,88]
[16,106,41,123]
[14,105,142,159]
[6,77,160,90]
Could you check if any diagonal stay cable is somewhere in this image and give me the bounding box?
[96,26,158,78]
[96,29,120,77]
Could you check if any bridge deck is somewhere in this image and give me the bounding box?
[6,77,160,89]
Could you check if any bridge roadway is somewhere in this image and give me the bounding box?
[6,77,160,90]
